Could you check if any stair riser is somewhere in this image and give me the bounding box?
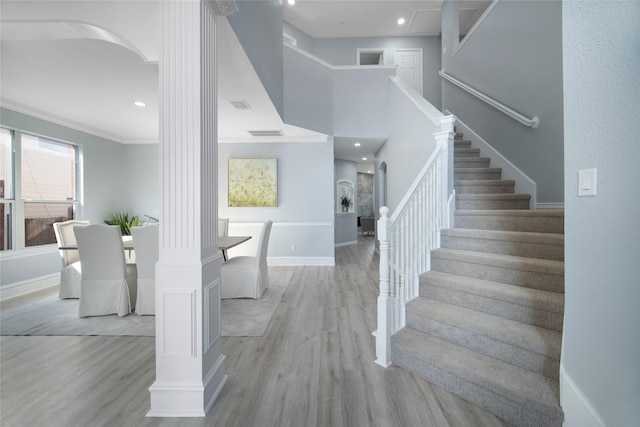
[455,159,491,168]
[441,235,564,261]
[406,310,560,380]
[456,198,530,210]
[455,170,503,180]
[454,141,471,149]
[421,282,564,331]
[390,346,563,427]
[430,257,564,293]
[454,214,564,234]
[455,183,515,194]
[454,149,480,158]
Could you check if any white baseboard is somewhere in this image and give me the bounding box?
[268,256,335,266]
[147,382,207,417]
[560,366,605,427]
[335,241,358,248]
[536,202,565,209]
[203,354,228,415]
[0,273,59,301]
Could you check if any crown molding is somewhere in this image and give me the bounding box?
[0,100,159,145]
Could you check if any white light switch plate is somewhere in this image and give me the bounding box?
[578,168,597,196]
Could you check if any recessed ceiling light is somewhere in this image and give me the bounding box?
[354,142,361,147]
[134,101,146,107]
[397,18,406,25]
[287,0,295,5]
[362,157,368,161]
[367,170,372,173]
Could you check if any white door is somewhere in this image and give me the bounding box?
[394,48,423,95]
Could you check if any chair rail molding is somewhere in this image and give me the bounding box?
[439,70,539,128]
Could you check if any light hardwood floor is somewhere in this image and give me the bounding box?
[1,236,510,427]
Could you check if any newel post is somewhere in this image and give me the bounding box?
[375,206,393,367]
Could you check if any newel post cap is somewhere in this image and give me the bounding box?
[377,206,390,241]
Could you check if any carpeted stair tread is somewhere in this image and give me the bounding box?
[441,228,564,260]
[454,209,564,233]
[454,167,502,174]
[455,179,516,194]
[407,297,562,361]
[420,271,564,331]
[456,193,531,201]
[431,248,564,292]
[456,193,531,210]
[454,168,503,181]
[421,271,564,313]
[391,328,563,426]
[454,147,481,157]
[455,157,491,168]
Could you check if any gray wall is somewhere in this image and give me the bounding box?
[284,45,395,140]
[228,0,284,118]
[283,20,314,52]
[124,144,159,221]
[374,80,440,214]
[283,45,333,135]
[312,35,442,110]
[218,140,335,260]
[441,0,564,204]
[0,108,131,287]
[334,159,357,245]
[562,2,640,425]
[332,67,393,138]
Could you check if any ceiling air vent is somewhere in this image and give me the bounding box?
[229,100,251,110]
[248,130,283,137]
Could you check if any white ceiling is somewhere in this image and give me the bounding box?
[0,1,489,169]
[284,0,490,39]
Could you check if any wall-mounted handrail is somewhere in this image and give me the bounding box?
[439,70,539,128]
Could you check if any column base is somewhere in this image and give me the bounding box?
[146,355,228,418]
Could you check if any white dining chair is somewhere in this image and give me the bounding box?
[130,224,159,315]
[221,220,272,299]
[218,217,229,259]
[218,218,229,237]
[53,219,89,299]
[74,224,138,317]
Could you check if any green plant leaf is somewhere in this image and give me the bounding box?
[104,212,138,235]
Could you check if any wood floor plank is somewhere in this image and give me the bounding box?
[1,236,510,427]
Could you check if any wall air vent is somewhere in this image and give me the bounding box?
[248,130,283,137]
[229,100,251,110]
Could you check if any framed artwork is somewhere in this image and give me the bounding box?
[228,158,278,207]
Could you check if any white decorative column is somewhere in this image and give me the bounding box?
[148,0,236,417]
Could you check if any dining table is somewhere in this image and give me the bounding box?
[59,235,251,262]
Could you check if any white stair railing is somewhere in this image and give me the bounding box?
[375,129,455,368]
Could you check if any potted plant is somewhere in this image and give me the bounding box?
[104,212,140,236]
[340,195,352,212]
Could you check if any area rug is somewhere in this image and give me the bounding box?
[221,269,293,336]
[0,268,294,337]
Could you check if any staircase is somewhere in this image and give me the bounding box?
[390,134,565,426]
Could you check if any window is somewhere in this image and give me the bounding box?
[357,48,385,66]
[0,128,78,252]
[0,128,13,251]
